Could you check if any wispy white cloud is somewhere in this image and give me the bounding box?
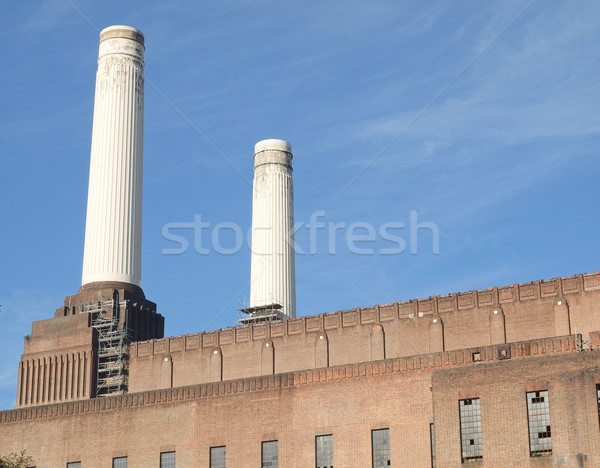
[325,0,599,231]
[356,3,600,144]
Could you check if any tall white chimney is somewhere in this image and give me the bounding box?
[81,26,145,287]
[250,139,297,319]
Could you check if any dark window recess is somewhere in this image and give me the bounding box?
[498,346,511,360]
[430,423,436,468]
[531,391,545,404]
[597,384,600,428]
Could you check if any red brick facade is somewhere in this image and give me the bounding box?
[128,273,600,395]
[2,274,600,467]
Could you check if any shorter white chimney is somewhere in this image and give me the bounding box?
[250,139,296,319]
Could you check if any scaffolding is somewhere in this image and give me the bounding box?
[238,302,284,325]
[81,299,133,398]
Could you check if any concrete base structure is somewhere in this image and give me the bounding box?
[3,273,600,467]
[16,283,164,408]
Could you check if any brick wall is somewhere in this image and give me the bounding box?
[1,334,598,467]
[432,351,600,467]
[130,273,600,393]
[17,314,96,407]
[17,282,164,407]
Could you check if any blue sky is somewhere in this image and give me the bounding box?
[0,1,598,409]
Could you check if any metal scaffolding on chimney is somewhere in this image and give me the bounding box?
[81,298,133,397]
[238,301,284,325]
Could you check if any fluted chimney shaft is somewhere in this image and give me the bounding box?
[82,26,145,287]
[250,139,297,319]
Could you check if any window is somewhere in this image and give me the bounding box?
[430,423,436,467]
[262,440,278,468]
[160,451,176,468]
[210,446,226,468]
[596,384,600,427]
[316,434,333,468]
[371,428,390,467]
[527,390,552,455]
[113,457,127,468]
[67,463,81,468]
[459,398,482,462]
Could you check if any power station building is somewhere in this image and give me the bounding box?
[1,26,600,468]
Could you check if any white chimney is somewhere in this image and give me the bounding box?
[250,139,297,319]
[81,26,145,287]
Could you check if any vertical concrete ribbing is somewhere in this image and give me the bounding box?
[31,359,38,404]
[250,139,297,319]
[26,360,32,405]
[49,356,56,403]
[61,355,67,400]
[82,26,145,287]
[16,362,23,407]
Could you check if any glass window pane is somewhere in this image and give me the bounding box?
[459,398,483,462]
[160,451,176,468]
[430,423,436,467]
[113,457,127,468]
[67,463,81,468]
[596,384,600,428]
[262,440,278,468]
[316,434,333,468]
[527,390,552,455]
[371,428,390,468]
[210,446,226,468]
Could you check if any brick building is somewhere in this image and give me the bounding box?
[2,25,600,468]
[2,274,600,467]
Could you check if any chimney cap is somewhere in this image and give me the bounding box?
[100,25,145,47]
[254,139,292,155]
